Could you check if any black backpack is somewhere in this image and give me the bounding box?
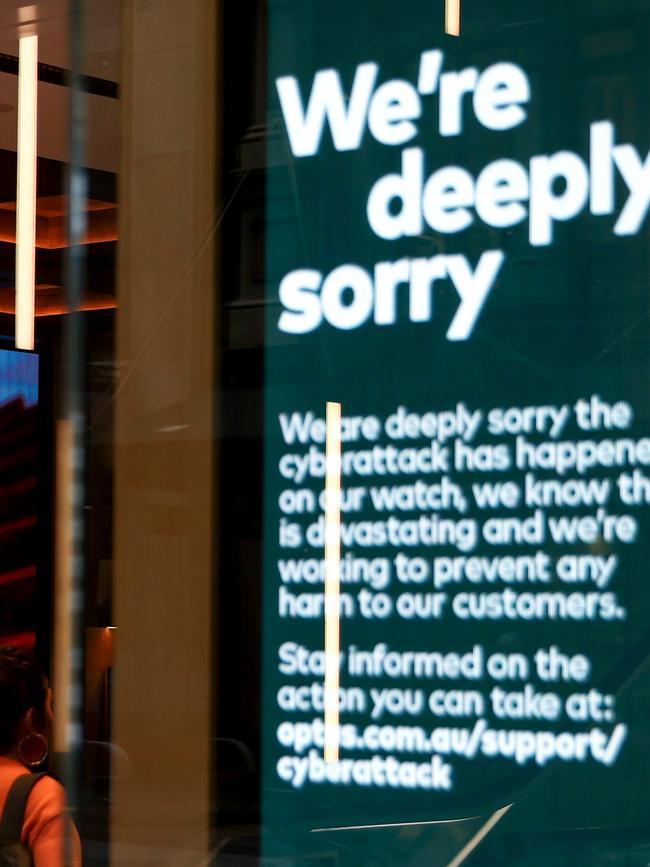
[0,774,45,867]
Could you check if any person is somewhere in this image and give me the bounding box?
[0,647,81,865]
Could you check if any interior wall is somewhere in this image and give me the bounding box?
[110,0,218,862]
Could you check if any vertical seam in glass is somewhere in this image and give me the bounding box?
[445,805,513,867]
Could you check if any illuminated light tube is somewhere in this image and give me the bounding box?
[445,0,461,36]
[324,401,342,764]
[15,34,38,351]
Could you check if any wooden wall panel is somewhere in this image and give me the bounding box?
[111,0,218,862]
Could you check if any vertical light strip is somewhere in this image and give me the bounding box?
[445,0,461,36]
[324,401,342,763]
[15,33,38,351]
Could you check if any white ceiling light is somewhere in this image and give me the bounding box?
[15,32,38,351]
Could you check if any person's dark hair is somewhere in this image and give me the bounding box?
[0,647,48,754]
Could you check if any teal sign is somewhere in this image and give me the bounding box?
[263,1,650,862]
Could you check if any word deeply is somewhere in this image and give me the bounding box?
[275,51,650,339]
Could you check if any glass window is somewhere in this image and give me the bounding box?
[2,2,650,865]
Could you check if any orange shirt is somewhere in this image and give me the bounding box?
[0,756,82,866]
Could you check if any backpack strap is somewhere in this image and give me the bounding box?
[0,773,46,843]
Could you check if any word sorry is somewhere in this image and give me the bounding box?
[275,50,650,339]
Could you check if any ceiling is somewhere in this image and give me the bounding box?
[0,2,120,320]
[0,0,120,172]
[0,0,120,80]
